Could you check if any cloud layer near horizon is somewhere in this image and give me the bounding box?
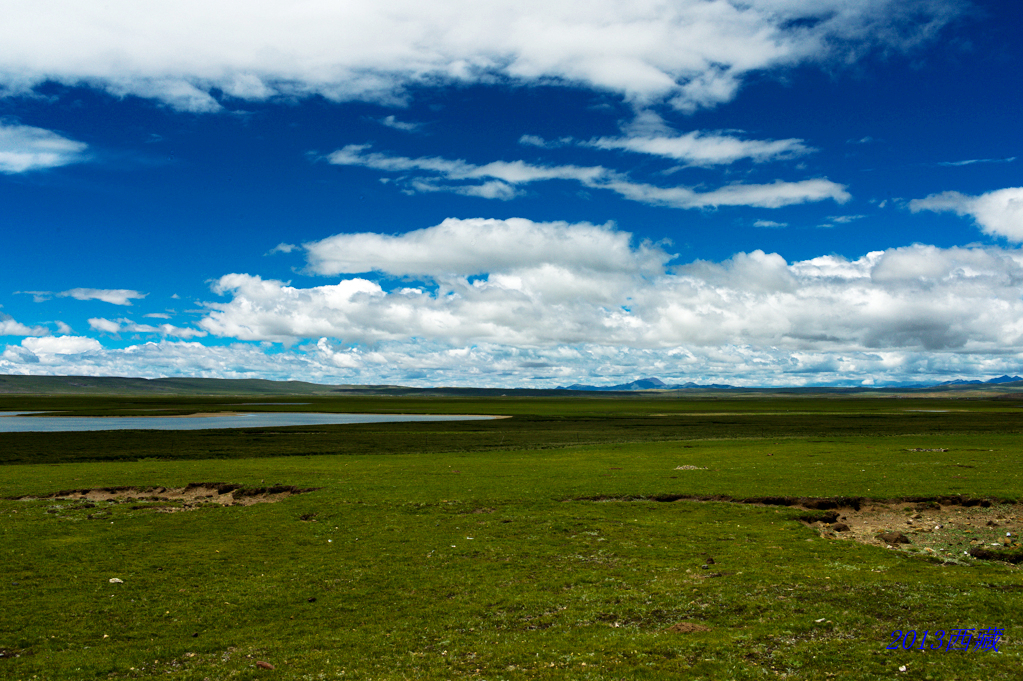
[0,0,962,112]
[206,219,1023,356]
[8,216,1023,387]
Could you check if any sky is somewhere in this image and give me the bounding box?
[1,0,1022,388]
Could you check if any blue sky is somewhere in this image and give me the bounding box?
[2,0,1022,387]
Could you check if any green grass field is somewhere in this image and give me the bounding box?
[2,394,1022,679]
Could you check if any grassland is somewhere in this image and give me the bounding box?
[2,392,1022,680]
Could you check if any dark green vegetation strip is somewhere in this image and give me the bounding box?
[1,395,1022,680]
[2,395,1023,466]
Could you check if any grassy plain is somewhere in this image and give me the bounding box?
[2,393,1023,680]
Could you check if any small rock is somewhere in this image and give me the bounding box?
[832,523,850,532]
[877,531,911,545]
[109,578,124,584]
[705,557,715,565]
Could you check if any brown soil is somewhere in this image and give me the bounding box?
[577,493,1023,564]
[668,622,711,633]
[807,498,1023,560]
[13,482,318,511]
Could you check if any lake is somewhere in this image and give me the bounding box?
[0,412,499,433]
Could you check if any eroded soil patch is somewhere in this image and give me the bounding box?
[576,493,1023,565]
[11,482,318,512]
[808,499,1023,564]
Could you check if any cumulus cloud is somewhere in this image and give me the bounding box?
[0,312,49,336]
[304,217,669,277]
[3,335,1022,388]
[88,317,207,339]
[3,339,310,377]
[10,234,1023,387]
[58,288,147,306]
[198,219,1023,359]
[0,121,88,173]
[20,335,101,356]
[0,1,963,112]
[910,187,1023,242]
[326,144,849,209]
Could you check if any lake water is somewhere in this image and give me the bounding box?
[0,412,498,433]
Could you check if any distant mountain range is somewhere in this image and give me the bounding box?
[935,375,1023,386]
[558,375,1023,391]
[1,373,1022,396]
[558,377,737,391]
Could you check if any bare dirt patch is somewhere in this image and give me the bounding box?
[12,482,318,511]
[807,498,1023,563]
[575,493,1023,564]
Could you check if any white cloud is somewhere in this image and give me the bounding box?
[937,157,1016,167]
[9,232,1023,387]
[58,288,147,306]
[88,318,122,334]
[0,121,88,173]
[518,134,573,148]
[327,144,849,209]
[143,313,171,319]
[6,328,1023,390]
[825,215,865,224]
[89,317,207,339]
[304,217,669,277]
[0,312,49,337]
[601,176,849,209]
[21,335,102,356]
[378,115,420,132]
[526,112,814,166]
[910,187,1023,242]
[754,219,787,228]
[408,178,520,201]
[55,321,73,334]
[198,219,1023,359]
[0,1,962,112]
[327,144,608,185]
[818,213,866,228]
[585,129,812,166]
